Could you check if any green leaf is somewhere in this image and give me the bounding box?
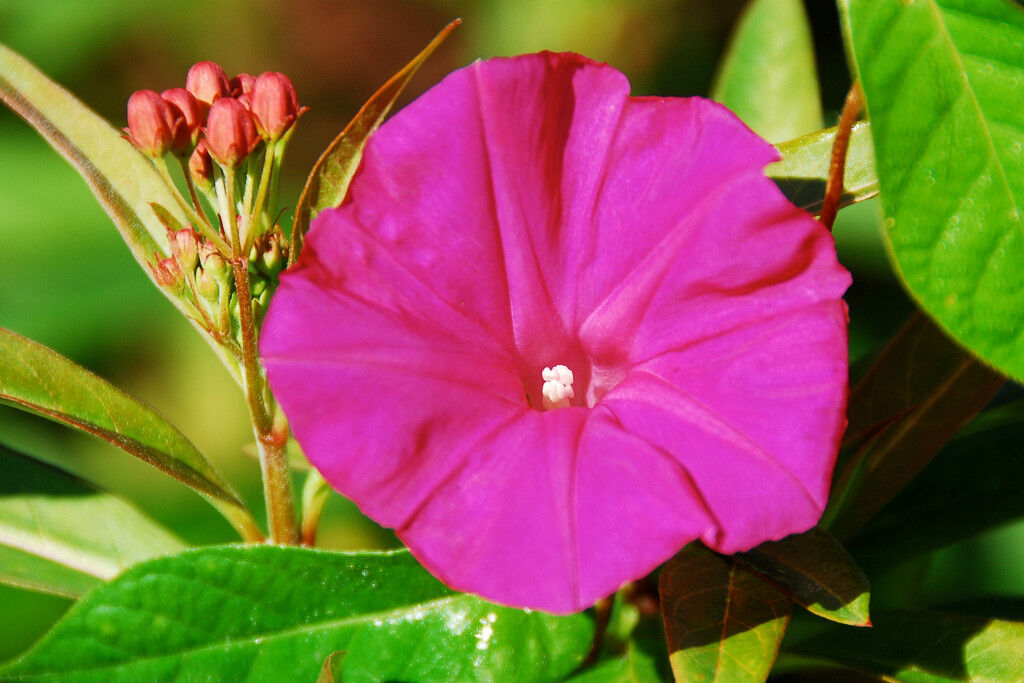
[290,19,460,262]
[567,641,666,682]
[767,121,878,214]
[712,0,823,143]
[0,327,260,542]
[0,546,593,682]
[839,0,1024,383]
[660,544,791,682]
[0,41,183,266]
[849,403,1024,568]
[737,527,870,627]
[825,313,1004,540]
[0,444,183,599]
[793,610,1024,681]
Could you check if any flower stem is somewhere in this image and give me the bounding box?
[155,158,231,254]
[820,82,863,232]
[224,164,300,545]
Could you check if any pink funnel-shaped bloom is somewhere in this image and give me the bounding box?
[261,53,850,614]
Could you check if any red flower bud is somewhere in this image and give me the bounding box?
[189,141,215,189]
[149,256,184,289]
[161,88,203,148]
[204,98,260,167]
[186,61,230,106]
[251,72,304,140]
[126,89,181,157]
[230,73,255,97]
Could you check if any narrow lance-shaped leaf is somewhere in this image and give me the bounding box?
[1,546,593,682]
[849,400,1024,569]
[792,609,1024,681]
[0,444,183,599]
[660,544,791,682]
[767,121,878,214]
[0,42,183,266]
[0,328,261,542]
[736,527,870,627]
[839,0,1024,383]
[290,19,460,263]
[825,313,1004,540]
[712,0,823,143]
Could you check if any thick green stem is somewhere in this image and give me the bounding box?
[224,164,300,545]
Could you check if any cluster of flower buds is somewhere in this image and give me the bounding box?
[129,60,303,346]
[125,62,306,166]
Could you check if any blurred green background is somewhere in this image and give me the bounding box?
[2,0,1018,665]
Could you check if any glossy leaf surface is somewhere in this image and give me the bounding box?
[0,327,256,539]
[1,546,593,681]
[793,610,1024,681]
[0,41,182,262]
[840,0,1024,382]
[826,313,1004,539]
[767,121,877,214]
[290,19,459,261]
[738,527,870,627]
[0,444,183,598]
[712,0,822,142]
[660,544,791,682]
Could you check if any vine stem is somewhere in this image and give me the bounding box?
[820,82,864,231]
[224,164,300,545]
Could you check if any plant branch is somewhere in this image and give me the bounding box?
[820,82,864,231]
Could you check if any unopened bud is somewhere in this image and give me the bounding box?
[126,90,181,158]
[251,72,304,140]
[195,269,220,302]
[169,228,200,275]
[199,241,230,281]
[149,256,184,290]
[186,61,230,107]
[205,98,259,167]
[229,73,255,97]
[258,232,285,275]
[189,141,215,190]
[161,88,203,148]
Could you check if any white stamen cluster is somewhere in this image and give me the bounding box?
[541,365,575,410]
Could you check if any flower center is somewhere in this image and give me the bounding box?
[541,365,575,410]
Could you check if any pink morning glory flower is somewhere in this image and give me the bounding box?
[260,52,850,614]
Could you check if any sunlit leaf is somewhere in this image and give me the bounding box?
[839,0,1024,382]
[767,121,878,214]
[0,327,260,542]
[0,444,183,599]
[0,41,183,266]
[738,527,870,627]
[825,313,1004,540]
[793,610,1024,681]
[660,544,791,682]
[1,546,592,681]
[712,0,822,143]
[290,19,460,262]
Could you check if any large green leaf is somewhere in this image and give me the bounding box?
[839,0,1024,382]
[0,546,593,681]
[793,610,1024,681]
[0,41,182,264]
[737,527,870,627]
[712,0,822,143]
[767,121,878,214]
[290,20,459,262]
[0,444,183,599]
[825,313,1004,540]
[659,544,791,682]
[0,327,259,541]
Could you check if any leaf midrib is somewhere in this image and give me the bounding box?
[9,594,468,678]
